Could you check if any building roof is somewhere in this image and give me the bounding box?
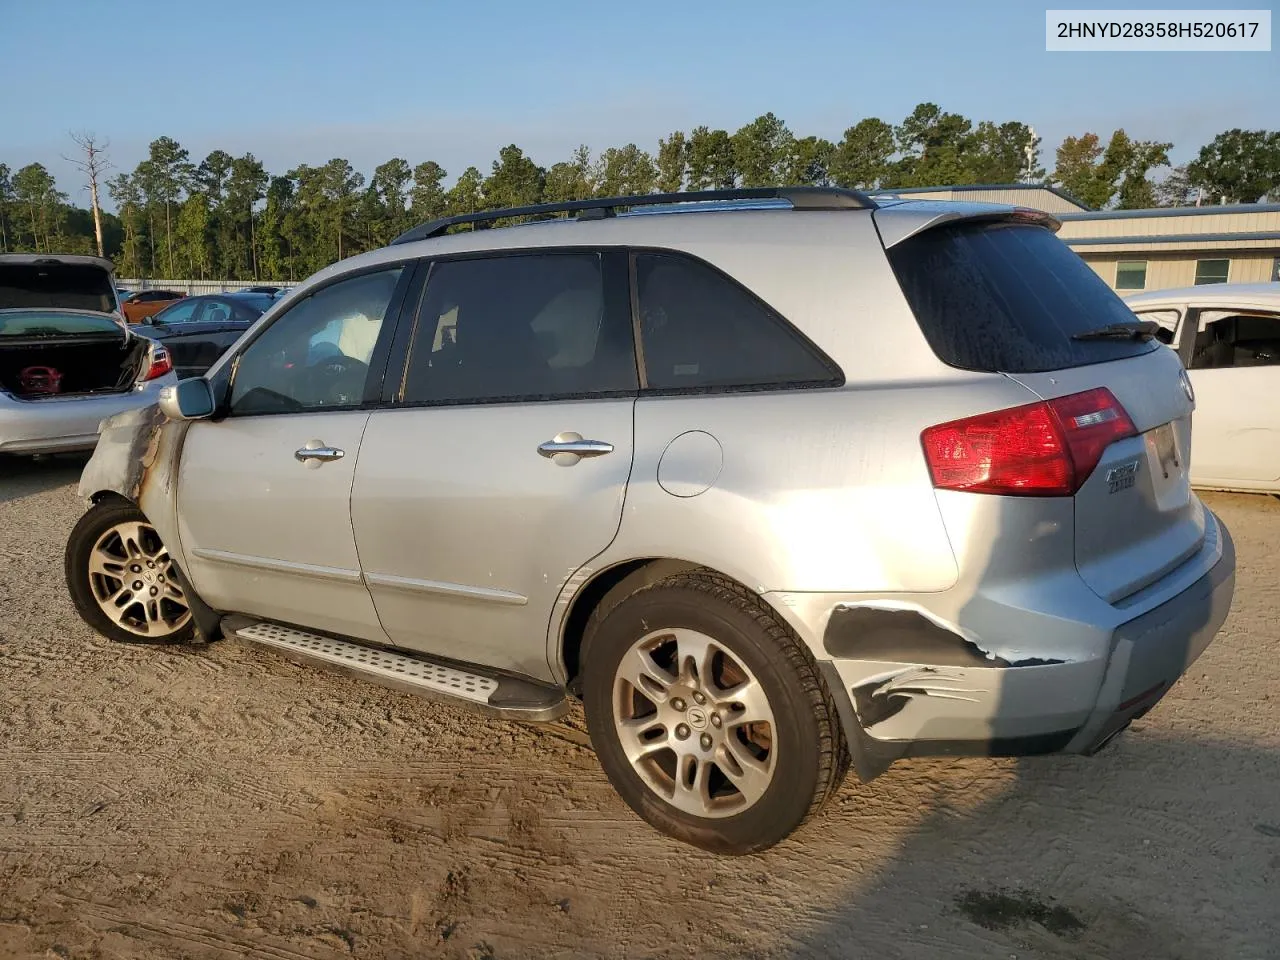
[1059,203,1280,221]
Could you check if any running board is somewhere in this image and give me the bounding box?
[232,621,568,722]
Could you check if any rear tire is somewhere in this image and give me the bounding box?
[581,570,848,854]
[65,501,196,645]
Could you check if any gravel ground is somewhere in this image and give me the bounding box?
[1,455,1278,960]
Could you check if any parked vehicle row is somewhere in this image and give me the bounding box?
[120,288,186,324]
[0,254,176,455]
[65,188,1235,855]
[136,292,276,378]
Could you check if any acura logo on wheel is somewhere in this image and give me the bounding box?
[686,707,709,730]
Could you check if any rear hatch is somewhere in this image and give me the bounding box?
[884,214,1203,604]
[0,256,118,314]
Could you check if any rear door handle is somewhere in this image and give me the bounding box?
[537,432,614,464]
[295,442,345,465]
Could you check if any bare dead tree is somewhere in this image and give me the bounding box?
[64,132,112,257]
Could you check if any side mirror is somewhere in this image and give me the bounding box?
[158,378,215,421]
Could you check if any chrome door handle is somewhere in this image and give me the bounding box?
[295,442,345,464]
[537,432,614,463]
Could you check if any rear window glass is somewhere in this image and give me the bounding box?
[887,222,1157,373]
[0,263,116,313]
[0,310,122,337]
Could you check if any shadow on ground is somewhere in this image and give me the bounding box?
[787,730,1280,960]
[0,454,87,506]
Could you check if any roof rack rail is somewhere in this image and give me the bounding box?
[390,186,877,245]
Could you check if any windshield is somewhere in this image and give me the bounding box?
[0,309,123,338]
[0,262,117,313]
[887,221,1158,373]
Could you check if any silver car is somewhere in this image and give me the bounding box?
[0,254,177,455]
[64,188,1236,854]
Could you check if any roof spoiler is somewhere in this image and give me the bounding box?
[874,204,1062,249]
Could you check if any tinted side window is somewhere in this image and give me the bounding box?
[156,299,201,323]
[888,222,1157,373]
[1189,314,1280,369]
[634,253,838,391]
[229,266,403,415]
[203,301,233,323]
[401,253,636,404]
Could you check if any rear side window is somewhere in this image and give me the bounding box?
[634,253,839,391]
[401,253,637,404]
[887,222,1157,373]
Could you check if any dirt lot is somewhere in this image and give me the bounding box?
[1,456,1278,960]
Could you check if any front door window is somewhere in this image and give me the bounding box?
[229,267,404,414]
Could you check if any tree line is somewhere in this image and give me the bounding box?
[1,104,1276,281]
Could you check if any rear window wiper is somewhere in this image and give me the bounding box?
[1072,320,1161,342]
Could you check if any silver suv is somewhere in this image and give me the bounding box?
[65,187,1236,855]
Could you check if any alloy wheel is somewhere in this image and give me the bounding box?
[612,627,777,819]
[87,520,191,639]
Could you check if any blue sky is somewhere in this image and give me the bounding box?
[2,0,1275,208]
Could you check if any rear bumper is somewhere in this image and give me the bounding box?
[1064,517,1235,754]
[0,375,175,454]
[794,512,1235,779]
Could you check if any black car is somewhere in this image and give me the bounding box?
[137,292,274,378]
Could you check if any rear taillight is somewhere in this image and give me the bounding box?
[922,387,1136,497]
[140,345,172,382]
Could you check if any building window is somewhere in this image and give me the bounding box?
[1194,259,1230,285]
[1115,261,1147,290]
[1271,257,1279,282]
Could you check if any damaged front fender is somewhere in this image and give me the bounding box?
[78,402,191,561]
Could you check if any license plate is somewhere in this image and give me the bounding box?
[1147,422,1182,480]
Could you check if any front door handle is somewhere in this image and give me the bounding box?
[295,440,345,465]
[537,432,614,465]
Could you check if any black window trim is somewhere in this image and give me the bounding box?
[1174,308,1200,367]
[213,258,421,421]
[382,245,641,410]
[626,246,844,397]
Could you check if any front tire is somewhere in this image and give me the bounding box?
[65,501,195,645]
[581,571,848,855]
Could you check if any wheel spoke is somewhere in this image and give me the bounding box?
[673,629,720,691]
[88,549,127,581]
[617,716,669,763]
[719,678,774,727]
[101,587,137,626]
[116,522,148,560]
[672,753,713,816]
[616,646,676,702]
[718,738,772,805]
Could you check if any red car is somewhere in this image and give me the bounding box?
[120,289,185,324]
